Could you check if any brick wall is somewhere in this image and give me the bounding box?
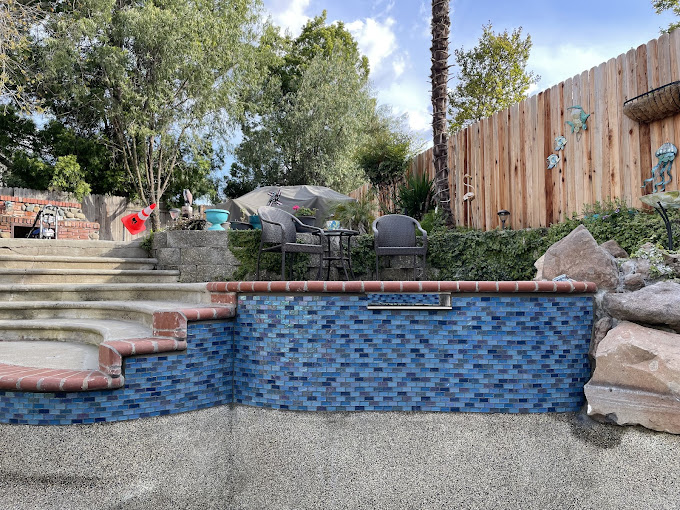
[0,195,100,240]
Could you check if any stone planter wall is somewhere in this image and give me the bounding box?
[152,229,420,282]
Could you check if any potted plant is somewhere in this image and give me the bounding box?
[292,205,316,226]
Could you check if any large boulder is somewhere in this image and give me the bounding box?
[541,225,619,289]
[604,281,680,332]
[585,321,680,434]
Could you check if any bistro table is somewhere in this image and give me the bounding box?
[321,229,359,280]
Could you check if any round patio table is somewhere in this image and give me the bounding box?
[322,229,359,280]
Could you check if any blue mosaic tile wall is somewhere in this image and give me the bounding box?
[234,294,593,413]
[0,321,233,425]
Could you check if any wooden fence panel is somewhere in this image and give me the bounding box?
[350,33,680,230]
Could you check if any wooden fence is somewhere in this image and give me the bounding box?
[0,188,173,241]
[352,30,680,230]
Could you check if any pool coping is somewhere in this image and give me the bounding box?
[207,280,598,297]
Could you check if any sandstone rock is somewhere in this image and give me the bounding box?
[65,211,74,219]
[589,316,613,360]
[0,232,9,239]
[604,281,680,331]
[33,206,41,213]
[623,273,645,291]
[542,225,619,289]
[600,240,628,258]
[88,232,99,240]
[619,260,636,277]
[533,254,545,281]
[585,321,680,434]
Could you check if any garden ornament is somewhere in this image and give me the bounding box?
[183,189,193,206]
[267,188,282,206]
[641,142,677,193]
[566,106,590,134]
[547,154,560,169]
[554,136,567,151]
[462,173,475,201]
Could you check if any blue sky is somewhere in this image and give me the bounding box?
[263,0,676,138]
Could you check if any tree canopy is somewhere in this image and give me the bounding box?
[24,0,263,226]
[224,11,375,196]
[448,23,539,132]
[653,0,680,32]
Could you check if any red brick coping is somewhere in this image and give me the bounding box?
[206,280,597,297]
[0,305,235,392]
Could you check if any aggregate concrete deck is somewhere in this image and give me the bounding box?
[0,406,678,510]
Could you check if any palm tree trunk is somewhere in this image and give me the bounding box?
[431,0,454,226]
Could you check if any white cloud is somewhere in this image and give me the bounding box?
[267,0,310,36]
[392,54,406,77]
[379,80,431,134]
[529,43,617,92]
[347,17,397,74]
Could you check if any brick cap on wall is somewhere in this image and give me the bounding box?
[207,280,598,295]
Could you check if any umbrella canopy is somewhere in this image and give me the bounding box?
[215,185,356,227]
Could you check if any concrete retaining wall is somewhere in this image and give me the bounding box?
[1,405,678,510]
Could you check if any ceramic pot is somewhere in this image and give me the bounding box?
[205,209,230,231]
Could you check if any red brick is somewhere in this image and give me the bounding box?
[401,281,421,292]
[439,281,459,293]
[287,281,306,292]
[478,281,498,292]
[516,281,538,292]
[362,281,382,292]
[458,281,478,292]
[306,281,325,292]
[269,281,288,292]
[498,281,518,293]
[343,281,363,293]
[536,281,557,292]
[554,281,574,293]
[382,281,402,292]
[323,281,343,292]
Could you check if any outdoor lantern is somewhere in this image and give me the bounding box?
[497,209,510,229]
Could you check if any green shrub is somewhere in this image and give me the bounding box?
[228,230,310,280]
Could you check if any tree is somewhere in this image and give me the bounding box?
[448,23,539,132]
[28,0,263,228]
[48,155,91,202]
[227,12,374,196]
[431,0,454,226]
[653,0,680,32]
[0,0,45,112]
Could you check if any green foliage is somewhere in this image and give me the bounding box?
[48,155,91,201]
[395,172,434,220]
[293,206,315,217]
[231,12,373,194]
[653,0,680,32]
[420,208,447,234]
[448,23,539,132]
[330,196,375,234]
[228,230,311,280]
[140,230,155,256]
[352,203,680,281]
[29,0,263,226]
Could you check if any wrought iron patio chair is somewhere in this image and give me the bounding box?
[372,214,428,280]
[256,206,325,280]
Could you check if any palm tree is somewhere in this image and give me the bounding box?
[430,0,454,226]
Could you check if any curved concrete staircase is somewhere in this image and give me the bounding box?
[0,238,235,392]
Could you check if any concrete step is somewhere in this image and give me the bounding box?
[0,282,214,303]
[0,238,149,258]
[0,318,152,345]
[0,253,157,270]
[0,268,179,284]
[0,300,236,330]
